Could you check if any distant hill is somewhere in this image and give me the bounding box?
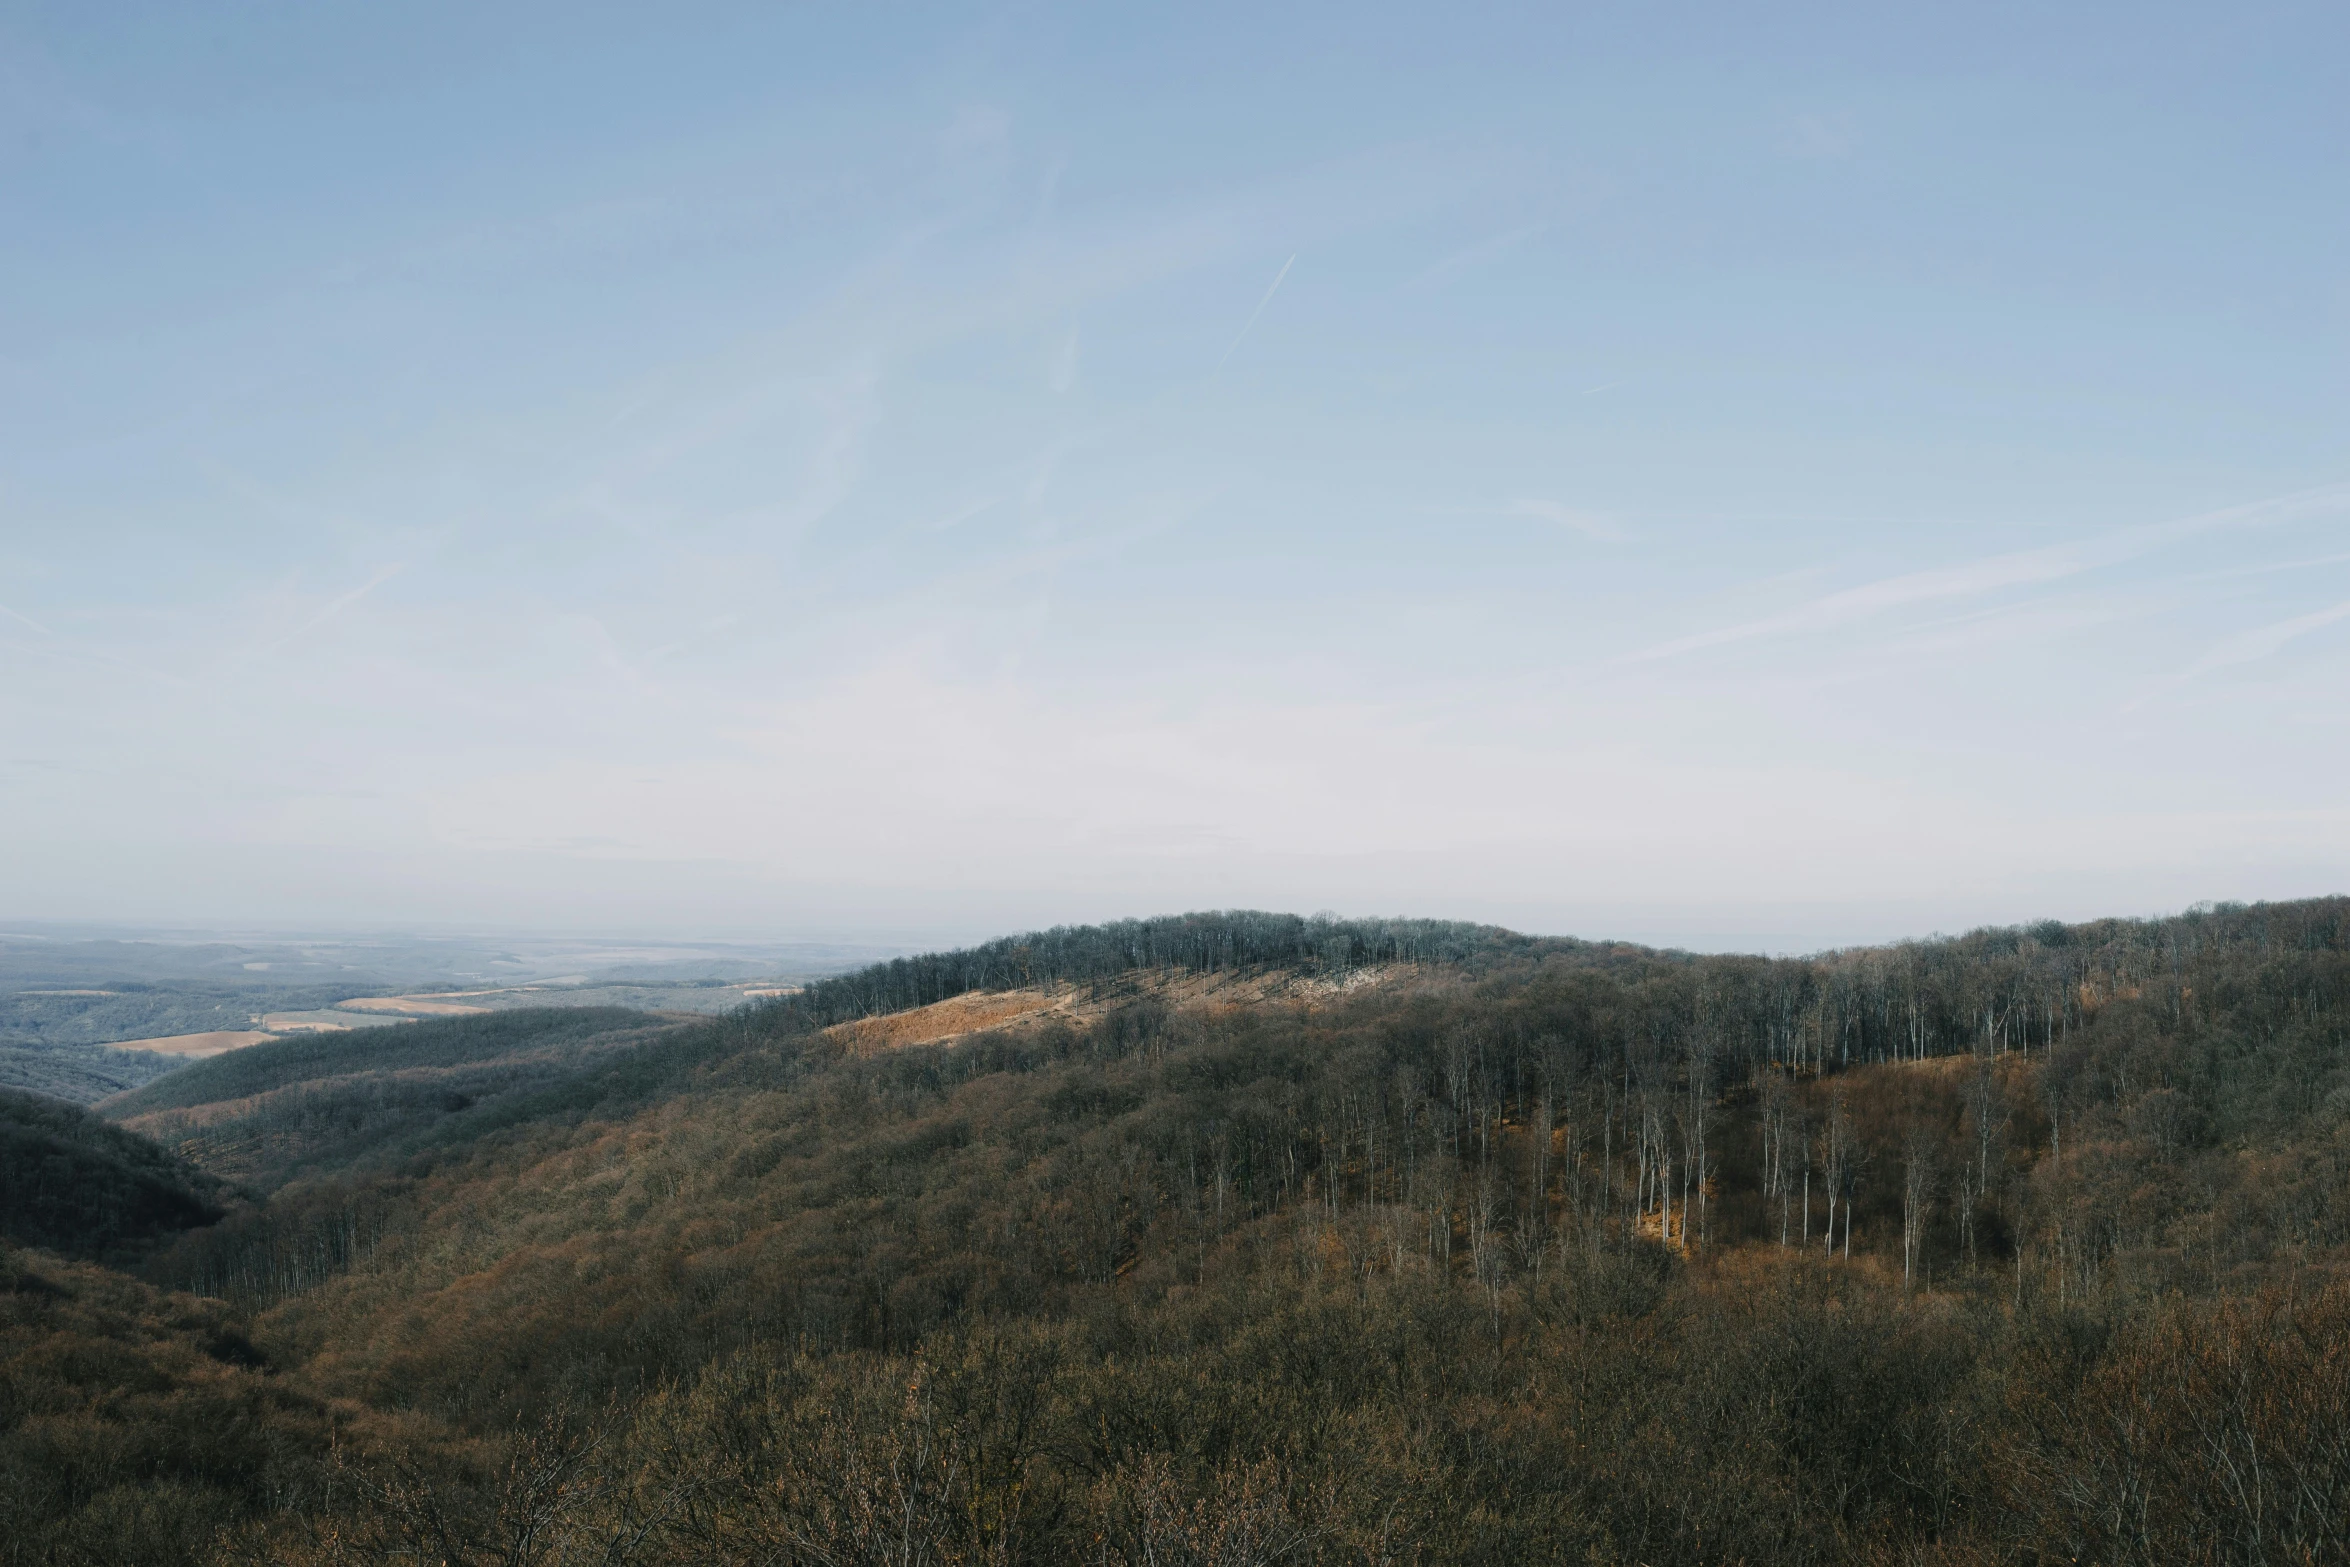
[0,931,905,1102]
[106,1006,680,1191]
[0,1040,182,1104]
[752,910,1569,1028]
[0,1086,224,1261]
[0,981,367,1049]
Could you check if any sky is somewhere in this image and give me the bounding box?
[3,1,2347,953]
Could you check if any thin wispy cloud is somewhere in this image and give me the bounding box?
[928,496,1006,533]
[0,632,188,689]
[1621,483,2350,665]
[230,565,404,669]
[2214,549,2350,579]
[1506,498,1625,541]
[1220,254,1296,366]
[2181,597,2350,679]
[1407,224,1548,290]
[1621,540,2101,663]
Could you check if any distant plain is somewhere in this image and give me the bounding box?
[0,926,900,1100]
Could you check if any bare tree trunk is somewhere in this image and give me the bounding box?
[1659,1142,1673,1246]
[1901,1128,1936,1291]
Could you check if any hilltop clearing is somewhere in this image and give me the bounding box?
[820,962,1430,1052]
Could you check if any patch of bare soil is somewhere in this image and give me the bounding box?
[824,987,1086,1053]
[821,963,1435,1054]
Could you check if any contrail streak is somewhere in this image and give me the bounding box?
[1220,254,1296,367]
[232,564,404,667]
[1617,480,2350,665]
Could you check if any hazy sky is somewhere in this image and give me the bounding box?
[4,2,2347,951]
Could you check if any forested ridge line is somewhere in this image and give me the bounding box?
[12,894,2348,1565]
[741,910,1564,1029]
[120,894,2350,1320]
[734,895,2350,1072]
[105,1006,664,1119]
[102,1007,688,1196]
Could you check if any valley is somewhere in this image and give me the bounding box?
[0,930,880,1099]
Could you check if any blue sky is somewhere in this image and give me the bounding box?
[4,2,2346,950]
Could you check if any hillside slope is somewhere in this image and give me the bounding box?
[30,900,2350,1564]
[106,1007,685,1191]
[0,1087,224,1261]
[0,1247,346,1565]
[0,1039,182,1104]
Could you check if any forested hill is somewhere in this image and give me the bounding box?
[752,910,1559,1028]
[16,896,2350,1564]
[0,1087,224,1261]
[102,1007,680,1193]
[742,897,2350,1072]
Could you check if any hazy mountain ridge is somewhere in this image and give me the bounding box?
[1,982,375,1049]
[0,929,906,992]
[0,930,901,1101]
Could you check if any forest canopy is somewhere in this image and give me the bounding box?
[0,1087,224,1261]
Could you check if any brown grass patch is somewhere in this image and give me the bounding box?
[825,987,1082,1053]
[822,964,1432,1055]
[107,1029,275,1058]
